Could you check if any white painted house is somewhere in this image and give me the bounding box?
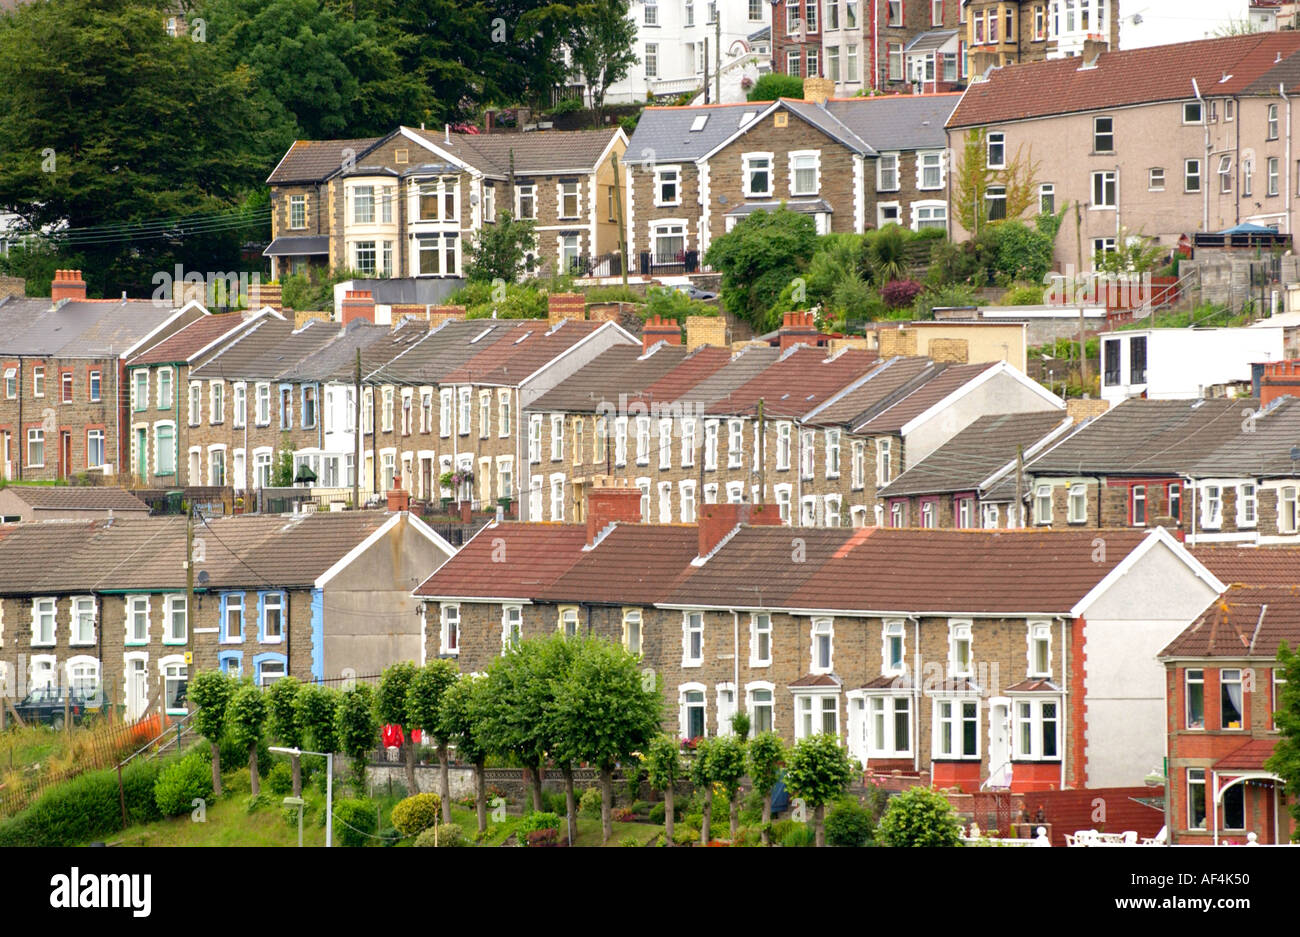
[1098,326,1285,404]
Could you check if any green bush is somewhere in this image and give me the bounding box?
[414,823,466,847]
[550,96,584,116]
[245,792,274,814]
[333,797,377,848]
[748,73,803,101]
[216,729,272,778]
[266,761,294,796]
[0,760,161,847]
[281,800,315,829]
[825,797,875,847]
[644,286,715,324]
[578,786,602,818]
[518,811,561,836]
[672,824,700,846]
[1001,284,1044,305]
[877,787,963,847]
[390,792,442,838]
[913,283,977,320]
[154,753,214,817]
[778,821,817,847]
[582,285,642,304]
[540,789,568,816]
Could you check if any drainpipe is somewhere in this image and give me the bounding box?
[1193,78,1208,231]
[732,609,740,729]
[1283,85,1292,236]
[15,354,22,479]
[1055,614,1068,791]
[908,614,921,774]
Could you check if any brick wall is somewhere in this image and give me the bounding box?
[929,337,970,364]
[685,316,726,350]
[0,276,25,300]
[878,327,918,357]
[1065,397,1109,424]
[0,355,122,482]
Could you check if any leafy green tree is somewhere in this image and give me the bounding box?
[643,286,716,324]
[644,734,684,842]
[272,434,296,487]
[552,638,662,843]
[1266,642,1300,830]
[265,676,304,795]
[708,734,748,841]
[567,0,638,128]
[406,659,460,823]
[532,635,583,839]
[994,221,1056,283]
[226,683,270,796]
[748,73,803,101]
[188,671,236,797]
[437,675,490,835]
[784,733,855,847]
[376,662,420,796]
[478,641,547,812]
[0,0,279,296]
[292,682,339,755]
[465,213,539,284]
[877,786,963,847]
[1093,229,1166,274]
[334,683,379,794]
[951,126,1041,236]
[746,731,785,845]
[704,206,819,332]
[688,738,717,844]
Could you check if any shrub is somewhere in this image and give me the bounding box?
[1001,284,1045,305]
[779,821,817,847]
[913,283,977,320]
[217,729,271,778]
[333,798,377,848]
[154,753,214,817]
[414,823,466,847]
[266,761,294,796]
[825,797,875,847]
[613,807,636,822]
[644,286,713,324]
[518,811,561,836]
[281,800,315,829]
[648,801,666,825]
[880,279,925,310]
[550,96,584,116]
[540,789,568,816]
[672,824,700,846]
[526,828,559,846]
[0,760,160,847]
[620,834,642,847]
[578,786,602,818]
[244,792,273,814]
[390,792,443,838]
[877,787,963,847]
[748,73,803,101]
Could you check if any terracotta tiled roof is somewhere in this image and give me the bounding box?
[949,33,1300,129]
[674,345,781,406]
[539,524,701,605]
[1191,545,1300,586]
[441,320,611,387]
[127,312,255,366]
[636,346,733,407]
[6,486,150,512]
[1005,678,1061,693]
[853,362,999,434]
[706,347,879,417]
[1160,584,1300,659]
[529,344,690,413]
[403,127,620,176]
[267,138,383,185]
[807,355,942,427]
[413,523,589,599]
[1214,738,1280,772]
[789,673,842,688]
[1028,397,1255,476]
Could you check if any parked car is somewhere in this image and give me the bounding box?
[675,284,718,302]
[13,685,93,729]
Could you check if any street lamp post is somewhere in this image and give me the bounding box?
[270,746,333,847]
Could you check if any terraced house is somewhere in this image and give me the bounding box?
[623,88,957,275]
[415,490,1226,791]
[0,271,203,482]
[265,126,627,281]
[0,512,453,719]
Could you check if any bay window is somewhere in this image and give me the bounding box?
[933,697,980,758]
[1013,698,1060,760]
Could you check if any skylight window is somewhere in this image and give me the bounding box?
[738,111,757,128]
[690,114,709,132]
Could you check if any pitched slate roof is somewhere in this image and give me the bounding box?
[949,33,1300,128]
[529,343,690,412]
[878,412,1075,498]
[127,312,256,366]
[3,486,150,512]
[674,345,781,405]
[189,316,296,380]
[228,318,341,381]
[368,319,522,385]
[403,127,620,176]
[1160,585,1300,659]
[1028,397,1257,476]
[1185,396,1300,477]
[622,102,776,163]
[0,512,393,594]
[413,523,590,599]
[636,345,733,407]
[853,361,1001,434]
[806,355,943,427]
[266,137,383,185]
[826,93,958,151]
[0,297,185,357]
[276,320,393,383]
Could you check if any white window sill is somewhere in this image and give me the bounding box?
[69,639,97,648]
[749,659,772,669]
[440,648,460,657]
[125,640,149,647]
[682,660,703,669]
[163,638,187,646]
[260,636,285,645]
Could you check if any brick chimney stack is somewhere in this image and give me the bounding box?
[341,290,375,325]
[1260,360,1300,408]
[386,473,411,512]
[778,311,821,350]
[51,269,87,302]
[642,314,683,353]
[697,501,784,559]
[585,477,643,546]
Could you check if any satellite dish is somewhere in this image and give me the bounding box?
[197,570,210,586]
[718,194,728,205]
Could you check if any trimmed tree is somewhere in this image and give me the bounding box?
[747,731,785,845]
[784,733,855,847]
[437,675,490,836]
[644,734,683,843]
[334,684,379,794]
[689,737,717,844]
[376,661,419,796]
[1266,642,1300,829]
[877,786,963,847]
[532,634,582,840]
[406,659,461,823]
[292,682,339,756]
[709,734,748,841]
[478,638,560,812]
[188,671,235,797]
[226,683,269,797]
[552,639,662,844]
[265,675,303,796]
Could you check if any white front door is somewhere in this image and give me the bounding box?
[987,699,1011,788]
[846,695,868,767]
[125,658,148,723]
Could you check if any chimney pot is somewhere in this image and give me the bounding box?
[585,479,643,545]
[51,268,87,302]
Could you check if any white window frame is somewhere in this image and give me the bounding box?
[932,696,981,759]
[1012,697,1061,761]
[810,617,834,674]
[866,693,913,758]
[948,619,973,677]
[679,682,707,740]
[1027,621,1052,678]
[653,165,682,207]
[501,605,522,651]
[1237,482,1258,528]
[917,151,945,190]
[742,152,775,198]
[746,681,776,735]
[682,610,705,668]
[877,152,900,192]
[750,612,772,668]
[788,150,821,197]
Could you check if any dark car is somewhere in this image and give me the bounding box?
[13,685,93,729]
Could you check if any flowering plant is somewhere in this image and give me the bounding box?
[439,468,474,488]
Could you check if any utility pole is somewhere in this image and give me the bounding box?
[352,347,361,509]
[757,398,766,505]
[1076,200,1088,384]
[610,152,629,287]
[715,14,722,105]
[186,503,196,716]
[704,37,710,104]
[1015,444,1025,529]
